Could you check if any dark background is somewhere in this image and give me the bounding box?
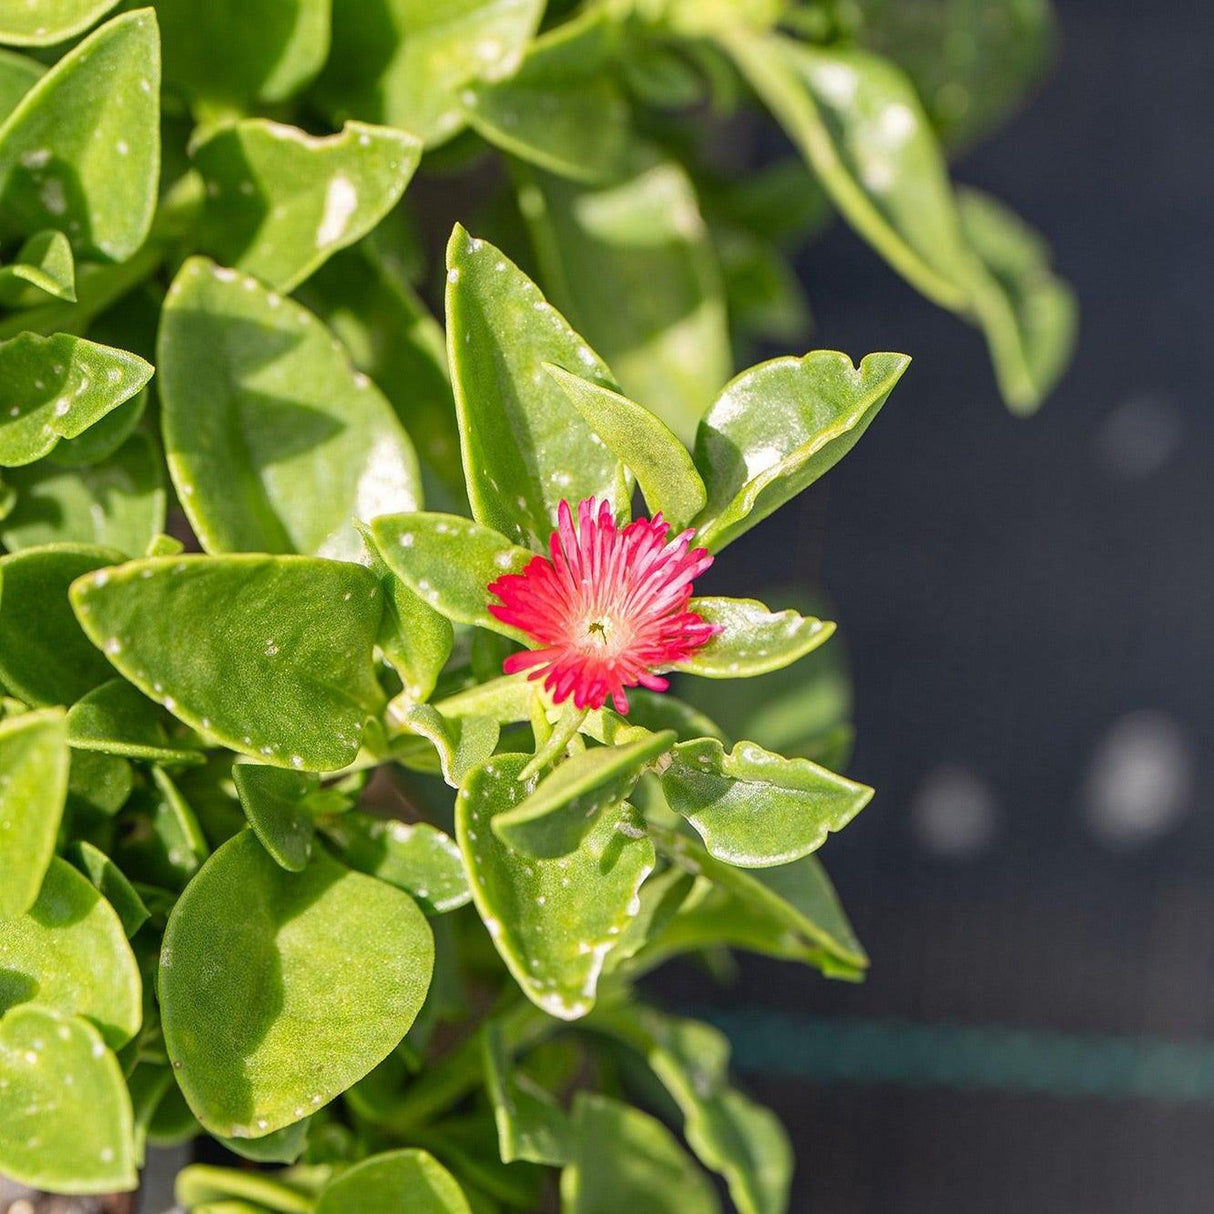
[664,1,1214,1209]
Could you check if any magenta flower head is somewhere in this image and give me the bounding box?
[487,498,720,714]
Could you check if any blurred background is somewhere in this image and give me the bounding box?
[655,0,1214,1208]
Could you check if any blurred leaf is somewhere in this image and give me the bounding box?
[683,596,834,678]
[0,229,75,306]
[0,0,121,46]
[160,831,434,1137]
[0,48,40,121]
[482,1019,572,1165]
[315,1148,471,1214]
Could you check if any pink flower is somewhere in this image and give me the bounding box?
[488,498,719,714]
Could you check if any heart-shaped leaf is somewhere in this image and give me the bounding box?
[492,731,675,859]
[0,1005,136,1194]
[322,812,470,916]
[0,229,75,306]
[159,830,434,1137]
[66,840,148,937]
[0,857,141,1047]
[0,333,153,467]
[692,349,909,551]
[0,430,165,555]
[661,737,872,867]
[0,543,120,706]
[457,754,654,1020]
[159,257,421,563]
[482,1019,572,1166]
[0,707,68,917]
[66,678,205,766]
[681,597,834,678]
[0,9,159,261]
[70,553,385,771]
[194,119,422,293]
[561,1093,720,1214]
[545,365,707,529]
[0,0,122,46]
[318,0,544,146]
[446,227,627,549]
[370,511,531,635]
[232,763,317,872]
[315,1148,472,1214]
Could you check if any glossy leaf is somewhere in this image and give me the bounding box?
[194,119,422,293]
[0,1005,135,1194]
[322,812,470,915]
[315,1148,471,1214]
[0,332,152,467]
[0,229,75,306]
[482,1019,572,1165]
[682,597,834,678]
[67,840,149,937]
[159,257,421,562]
[520,156,730,445]
[48,387,149,470]
[395,702,501,788]
[67,678,204,766]
[0,10,159,261]
[0,0,121,45]
[0,857,141,1046]
[70,554,385,771]
[318,0,544,146]
[662,737,872,867]
[0,707,68,917]
[446,226,627,548]
[155,0,329,106]
[561,1092,720,1214]
[545,364,707,529]
[457,754,654,1019]
[160,831,434,1137]
[370,510,531,635]
[692,350,910,551]
[232,763,317,872]
[0,543,119,706]
[0,430,165,555]
[492,731,675,859]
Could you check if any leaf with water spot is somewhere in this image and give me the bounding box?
[0,10,159,261]
[315,1148,472,1214]
[159,831,433,1137]
[662,737,872,867]
[0,857,141,1046]
[457,754,654,1020]
[0,229,75,306]
[70,553,385,771]
[682,597,835,678]
[0,333,152,468]
[0,1005,136,1194]
[194,119,422,293]
[159,257,421,563]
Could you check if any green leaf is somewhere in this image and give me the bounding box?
[232,763,317,872]
[395,702,501,788]
[315,1148,471,1214]
[369,510,531,636]
[492,731,675,859]
[959,186,1077,414]
[48,387,149,469]
[0,542,120,706]
[160,830,434,1137]
[159,257,421,563]
[377,570,454,705]
[464,12,631,184]
[544,365,707,529]
[0,228,75,306]
[66,748,133,818]
[155,0,329,106]
[0,1005,136,1194]
[0,0,121,46]
[519,154,730,445]
[0,430,165,555]
[561,1092,720,1214]
[175,1163,316,1212]
[445,226,628,549]
[194,120,422,293]
[317,0,544,147]
[70,553,385,771]
[0,10,159,261]
[601,864,695,975]
[0,332,153,467]
[482,1019,572,1166]
[66,840,149,937]
[0,49,41,123]
[0,857,141,1046]
[682,597,834,678]
[67,678,205,766]
[322,812,470,916]
[115,765,209,888]
[662,737,872,867]
[457,754,654,1019]
[692,350,910,551]
[594,1008,791,1214]
[218,1117,310,1165]
[0,707,68,918]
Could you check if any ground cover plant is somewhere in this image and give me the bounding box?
[0,0,1071,1207]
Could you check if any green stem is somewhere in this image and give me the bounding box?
[519,705,588,780]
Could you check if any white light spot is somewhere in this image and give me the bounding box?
[40,178,66,215]
[316,175,358,248]
[1094,394,1183,480]
[911,764,999,859]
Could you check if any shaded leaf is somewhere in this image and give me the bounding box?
[0,48,41,122]
[315,1148,471,1214]
[232,763,317,872]
[66,840,149,937]
[482,1019,572,1165]
[0,229,75,306]
[395,702,501,788]
[67,678,205,766]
